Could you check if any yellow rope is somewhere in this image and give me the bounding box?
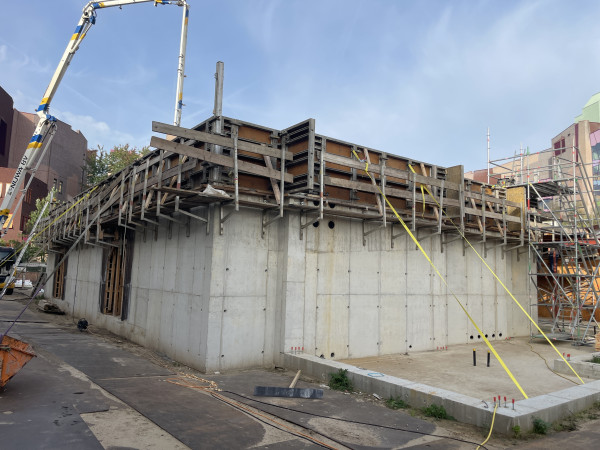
[353,150,528,399]
[477,403,497,450]
[0,186,99,270]
[406,164,584,384]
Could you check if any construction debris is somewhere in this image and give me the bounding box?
[37,300,64,315]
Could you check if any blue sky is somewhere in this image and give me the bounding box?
[1,0,599,171]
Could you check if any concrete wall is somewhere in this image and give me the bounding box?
[48,206,534,373]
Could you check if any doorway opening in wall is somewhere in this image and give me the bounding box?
[53,256,67,299]
[102,245,124,316]
[100,229,134,319]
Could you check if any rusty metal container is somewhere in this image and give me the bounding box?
[0,335,36,388]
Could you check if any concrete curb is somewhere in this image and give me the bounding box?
[553,353,600,380]
[284,353,600,434]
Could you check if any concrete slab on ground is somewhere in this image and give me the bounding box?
[341,337,593,401]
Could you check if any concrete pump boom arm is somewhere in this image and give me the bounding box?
[0,0,189,230]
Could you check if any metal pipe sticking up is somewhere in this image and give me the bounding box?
[211,61,225,183]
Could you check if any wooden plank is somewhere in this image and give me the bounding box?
[150,136,293,183]
[470,199,483,233]
[420,162,439,220]
[506,186,526,232]
[322,152,461,191]
[446,165,464,222]
[263,156,281,204]
[363,148,383,215]
[487,200,504,235]
[152,121,293,161]
[325,176,422,204]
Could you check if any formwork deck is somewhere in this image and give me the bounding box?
[38,115,526,251]
[340,337,595,401]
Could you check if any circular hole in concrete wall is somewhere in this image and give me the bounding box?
[492,334,495,338]
[485,334,488,338]
[409,345,412,349]
[320,354,324,359]
[477,335,481,339]
[330,352,335,358]
[313,221,320,228]
[328,221,335,229]
[470,335,474,339]
[499,332,503,337]
[313,200,320,206]
[329,203,336,209]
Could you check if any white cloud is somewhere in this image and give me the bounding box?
[55,110,143,150]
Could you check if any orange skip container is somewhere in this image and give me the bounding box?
[0,335,36,388]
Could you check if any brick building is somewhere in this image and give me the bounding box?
[0,85,87,240]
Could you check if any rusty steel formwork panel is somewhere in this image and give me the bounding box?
[37,115,526,250]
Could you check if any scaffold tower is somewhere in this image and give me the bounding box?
[490,144,600,345]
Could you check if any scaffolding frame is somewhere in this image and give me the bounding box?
[489,144,600,345]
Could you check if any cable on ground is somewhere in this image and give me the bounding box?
[527,341,578,385]
[221,389,489,449]
[477,403,497,450]
[165,374,339,449]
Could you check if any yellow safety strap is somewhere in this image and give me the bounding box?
[406,163,584,384]
[353,151,528,398]
[477,403,497,449]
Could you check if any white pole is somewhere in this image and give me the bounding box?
[487,127,490,184]
[173,2,189,127]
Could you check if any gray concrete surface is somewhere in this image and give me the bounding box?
[5,291,600,448]
[341,337,593,399]
[1,294,472,449]
[553,351,600,379]
[46,207,533,374]
[285,350,600,435]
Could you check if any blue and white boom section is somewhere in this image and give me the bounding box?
[0,0,189,230]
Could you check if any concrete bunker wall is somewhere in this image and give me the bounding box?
[47,206,533,373]
[283,211,532,361]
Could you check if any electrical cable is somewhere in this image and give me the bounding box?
[165,374,339,449]
[477,403,497,450]
[210,392,340,450]
[87,331,486,449]
[527,342,578,385]
[220,390,489,449]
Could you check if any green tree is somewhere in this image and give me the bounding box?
[85,145,109,187]
[85,144,150,188]
[19,189,58,262]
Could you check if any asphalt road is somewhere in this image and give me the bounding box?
[5,292,600,449]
